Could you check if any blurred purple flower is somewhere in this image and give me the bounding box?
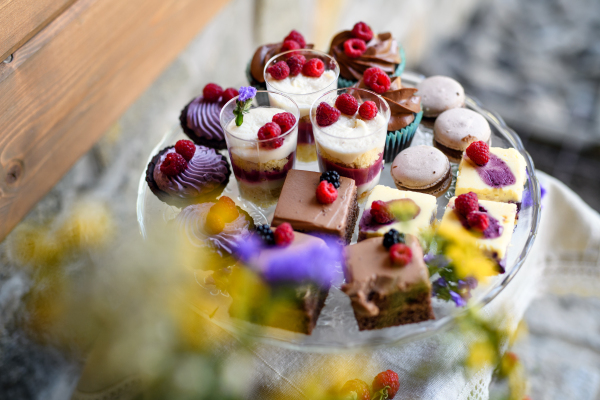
[238,86,257,103]
[458,277,478,291]
[233,235,261,263]
[450,291,467,307]
[424,253,450,269]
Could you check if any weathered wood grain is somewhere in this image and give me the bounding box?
[0,0,229,240]
[0,0,77,62]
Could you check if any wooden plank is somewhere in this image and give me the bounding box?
[0,0,77,62]
[0,0,229,240]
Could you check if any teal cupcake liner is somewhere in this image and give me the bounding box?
[337,46,407,89]
[384,110,423,163]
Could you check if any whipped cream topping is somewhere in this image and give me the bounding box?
[225,107,298,163]
[315,111,387,165]
[186,96,224,141]
[153,146,229,199]
[266,71,337,116]
[176,203,251,256]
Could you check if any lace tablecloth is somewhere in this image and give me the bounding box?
[72,171,600,400]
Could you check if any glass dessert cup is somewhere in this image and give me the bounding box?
[310,88,391,196]
[265,49,340,164]
[220,91,300,207]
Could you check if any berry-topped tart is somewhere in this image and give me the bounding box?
[175,196,254,270]
[328,22,405,89]
[264,49,340,163]
[145,139,231,207]
[271,170,359,245]
[359,185,437,242]
[456,141,527,206]
[356,72,423,161]
[311,87,390,195]
[247,29,313,90]
[438,192,518,273]
[229,223,343,334]
[219,87,300,205]
[180,83,240,150]
[342,233,434,330]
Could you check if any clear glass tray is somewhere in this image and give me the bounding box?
[137,72,541,352]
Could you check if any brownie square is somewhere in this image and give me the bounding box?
[271,170,359,245]
[342,235,434,330]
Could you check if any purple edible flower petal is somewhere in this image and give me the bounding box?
[238,86,257,103]
[450,291,467,307]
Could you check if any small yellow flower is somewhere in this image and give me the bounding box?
[58,201,113,250]
[466,340,497,370]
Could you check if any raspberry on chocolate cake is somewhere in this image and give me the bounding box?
[271,170,359,245]
[145,140,231,208]
[342,234,435,330]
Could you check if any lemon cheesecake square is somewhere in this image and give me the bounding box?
[358,185,437,241]
[456,147,527,203]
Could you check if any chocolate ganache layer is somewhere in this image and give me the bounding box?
[176,202,252,258]
[329,31,400,81]
[147,145,230,207]
[357,77,421,131]
[180,96,226,149]
[250,43,314,84]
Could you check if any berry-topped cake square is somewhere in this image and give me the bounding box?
[455,141,527,204]
[438,192,518,272]
[359,185,437,242]
[271,170,359,245]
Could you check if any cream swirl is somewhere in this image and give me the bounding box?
[153,146,229,199]
[186,96,224,141]
[176,203,252,256]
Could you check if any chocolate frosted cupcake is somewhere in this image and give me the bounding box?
[180,84,239,150]
[176,197,254,271]
[329,22,404,89]
[357,75,422,162]
[146,140,231,208]
[246,29,313,90]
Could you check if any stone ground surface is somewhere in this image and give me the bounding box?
[1,0,599,399]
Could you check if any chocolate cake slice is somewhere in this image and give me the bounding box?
[271,170,359,245]
[342,235,434,330]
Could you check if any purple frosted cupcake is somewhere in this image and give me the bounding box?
[146,140,231,207]
[180,84,239,150]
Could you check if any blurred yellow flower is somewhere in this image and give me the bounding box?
[58,201,113,250]
[466,340,497,370]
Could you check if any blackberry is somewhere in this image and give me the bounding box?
[382,229,405,249]
[319,171,341,188]
[255,224,275,246]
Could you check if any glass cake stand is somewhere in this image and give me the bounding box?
[137,72,541,353]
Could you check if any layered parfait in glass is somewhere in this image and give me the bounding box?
[264,49,339,164]
[220,88,300,206]
[310,87,390,196]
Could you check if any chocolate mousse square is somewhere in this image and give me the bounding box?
[271,170,359,245]
[342,235,434,330]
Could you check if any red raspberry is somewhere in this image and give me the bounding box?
[286,54,306,77]
[316,180,338,204]
[359,101,378,120]
[370,200,394,224]
[174,140,196,161]
[203,83,223,102]
[363,67,383,83]
[266,61,290,80]
[316,102,341,127]
[466,141,490,166]
[467,212,490,232]
[274,223,295,247]
[302,58,325,77]
[257,122,283,149]
[210,196,239,223]
[390,243,412,267]
[205,212,225,235]
[284,30,306,48]
[340,379,371,400]
[364,70,391,94]
[160,152,187,177]
[454,192,479,217]
[372,370,400,399]
[272,112,297,133]
[351,22,374,42]
[222,87,239,104]
[344,38,367,58]
[335,93,359,115]
[281,39,301,54]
